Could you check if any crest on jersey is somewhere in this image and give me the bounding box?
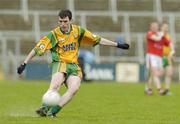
[73,34,78,38]
[59,38,64,42]
[39,44,45,49]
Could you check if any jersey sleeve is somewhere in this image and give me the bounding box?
[78,27,101,46]
[34,31,58,56]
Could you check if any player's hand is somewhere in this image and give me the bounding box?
[168,50,175,61]
[115,37,130,49]
[17,63,26,74]
[117,42,130,49]
[158,31,164,37]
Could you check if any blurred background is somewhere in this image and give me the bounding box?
[0,0,179,82]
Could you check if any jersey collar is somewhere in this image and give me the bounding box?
[60,24,72,34]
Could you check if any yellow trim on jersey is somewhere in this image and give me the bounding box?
[60,62,66,73]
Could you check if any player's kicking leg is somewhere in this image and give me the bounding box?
[46,75,81,117]
[36,72,65,117]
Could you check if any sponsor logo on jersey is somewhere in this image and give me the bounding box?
[62,42,77,52]
[73,34,78,38]
[59,38,64,42]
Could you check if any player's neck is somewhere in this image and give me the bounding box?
[60,25,72,34]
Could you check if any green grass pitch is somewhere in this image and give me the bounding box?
[0,80,179,124]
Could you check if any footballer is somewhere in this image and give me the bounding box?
[17,9,129,117]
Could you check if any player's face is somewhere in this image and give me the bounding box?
[150,22,159,32]
[161,24,169,33]
[58,16,71,32]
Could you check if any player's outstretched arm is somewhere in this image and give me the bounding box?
[99,38,129,49]
[17,49,36,74]
[150,32,164,42]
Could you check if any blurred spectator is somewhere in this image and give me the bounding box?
[78,49,95,64]
[78,49,95,81]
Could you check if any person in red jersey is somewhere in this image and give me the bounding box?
[145,21,170,95]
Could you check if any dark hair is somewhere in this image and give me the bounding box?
[58,9,72,20]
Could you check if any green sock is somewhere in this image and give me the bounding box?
[48,105,62,115]
[42,103,50,112]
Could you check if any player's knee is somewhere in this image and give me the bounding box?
[68,83,80,96]
[158,71,163,76]
[74,83,80,92]
[166,72,173,77]
[152,69,162,77]
[73,84,80,94]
